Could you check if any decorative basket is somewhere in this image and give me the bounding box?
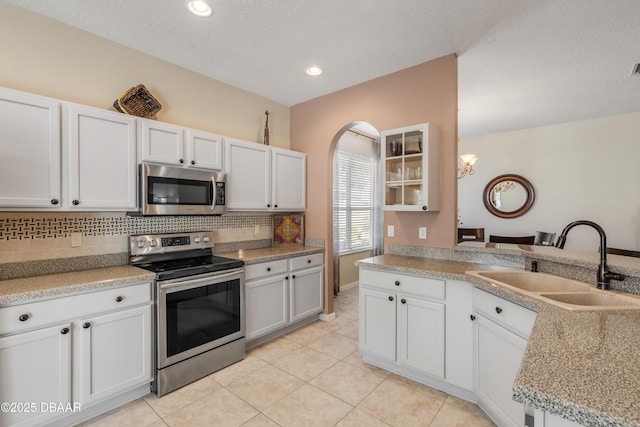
[113,84,162,119]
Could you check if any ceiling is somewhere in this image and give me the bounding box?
[6,0,640,138]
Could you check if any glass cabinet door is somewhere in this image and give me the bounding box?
[382,123,439,211]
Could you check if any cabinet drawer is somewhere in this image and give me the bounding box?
[289,253,324,271]
[245,259,288,281]
[360,269,445,300]
[0,282,152,336]
[472,288,536,339]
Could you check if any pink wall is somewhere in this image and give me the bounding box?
[290,55,458,314]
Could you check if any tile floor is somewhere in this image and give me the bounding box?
[80,286,495,427]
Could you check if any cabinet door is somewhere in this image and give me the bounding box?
[289,266,323,323]
[186,129,223,170]
[272,147,306,211]
[397,295,445,378]
[140,119,184,165]
[445,280,474,391]
[245,275,288,340]
[359,287,396,361]
[67,105,137,209]
[225,138,270,210]
[0,89,61,208]
[0,323,72,427]
[75,305,152,406]
[475,314,528,427]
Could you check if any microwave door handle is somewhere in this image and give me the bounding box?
[211,177,217,210]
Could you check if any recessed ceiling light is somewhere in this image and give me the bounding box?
[187,0,213,17]
[306,66,323,76]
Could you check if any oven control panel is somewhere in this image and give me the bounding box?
[129,231,213,255]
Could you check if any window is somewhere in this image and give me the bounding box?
[335,151,375,254]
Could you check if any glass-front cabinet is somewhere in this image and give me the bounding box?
[382,123,440,211]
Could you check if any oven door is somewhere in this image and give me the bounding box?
[157,268,244,369]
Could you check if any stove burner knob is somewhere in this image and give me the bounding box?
[149,240,157,247]
[203,236,210,243]
[137,240,145,248]
[194,237,201,243]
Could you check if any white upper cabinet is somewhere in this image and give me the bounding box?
[140,119,223,171]
[381,123,440,211]
[66,104,137,210]
[0,88,61,208]
[186,129,223,170]
[272,147,306,211]
[140,119,184,166]
[225,138,306,211]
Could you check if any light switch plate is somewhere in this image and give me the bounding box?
[71,232,83,247]
[387,225,395,237]
[419,227,427,239]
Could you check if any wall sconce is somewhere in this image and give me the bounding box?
[457,154,477,179]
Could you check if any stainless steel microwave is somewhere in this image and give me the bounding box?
[139,163,226,216]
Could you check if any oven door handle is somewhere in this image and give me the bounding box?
[158,268,244,290]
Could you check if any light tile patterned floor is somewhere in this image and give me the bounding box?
[80,286,495,426]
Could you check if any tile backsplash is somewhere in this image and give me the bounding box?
[0,212,273,263]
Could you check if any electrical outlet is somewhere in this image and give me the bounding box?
[419,227,427,239]
[71,232,83,247]
[387,225,395,237]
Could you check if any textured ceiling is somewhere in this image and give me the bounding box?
[6,0,640,137]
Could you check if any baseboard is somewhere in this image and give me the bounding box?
[319,312,337,321]
[339,281,359,291]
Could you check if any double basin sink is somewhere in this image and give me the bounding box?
[467,270,640,311]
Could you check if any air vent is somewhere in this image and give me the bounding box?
[631,63,640,76]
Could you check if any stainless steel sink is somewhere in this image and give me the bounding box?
[467,271,592,293]
[467,270,640,311]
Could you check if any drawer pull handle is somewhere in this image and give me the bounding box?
[83,322,91,329]
[470,314,476,321]
[495,307,503,314]
[18,314,30,322]
[400,298,406,304]
[61,327,70,335]
[115,296,124,303]
[388,296,394,302]
[394,281,400,286]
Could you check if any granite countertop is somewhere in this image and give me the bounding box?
[357,254,640,427]
[217,245,324,265]
[0,266,155,306]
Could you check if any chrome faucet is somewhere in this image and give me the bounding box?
[555,220,625,290]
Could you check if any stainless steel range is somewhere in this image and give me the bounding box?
[129,231,245,397]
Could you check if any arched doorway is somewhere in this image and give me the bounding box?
[330,122,383,295]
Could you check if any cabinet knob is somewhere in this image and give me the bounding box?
[267,267,271,272]
[267,204,271,208]
[51,199,59,205]
[394,280,400,286]
[307,259,311,264]
[61,327,70,335]
[115,296,124,303]
[274,204,278,208]
[388,296,394,302]
[422,206,427,211]
[495,307,503,314]
[191,160,196,165]
[18,314,30,322]
[292,275,296,279]
[179,158,184,164]
[83,322,91,329]
[470,314,476,321]
[285,276,289,280]
[72,200,80,205]
[400,298,406,304]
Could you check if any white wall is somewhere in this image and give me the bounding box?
[458,112,640,252]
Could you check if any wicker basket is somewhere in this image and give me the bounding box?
[113,84,162,118]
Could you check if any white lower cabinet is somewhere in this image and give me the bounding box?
[473,287,537,427]
[245,254,323,343]
[0,282,152,427]
[359,269,446,381]
[0,323,72,427]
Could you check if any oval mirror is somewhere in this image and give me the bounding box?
[483,174,535,218]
